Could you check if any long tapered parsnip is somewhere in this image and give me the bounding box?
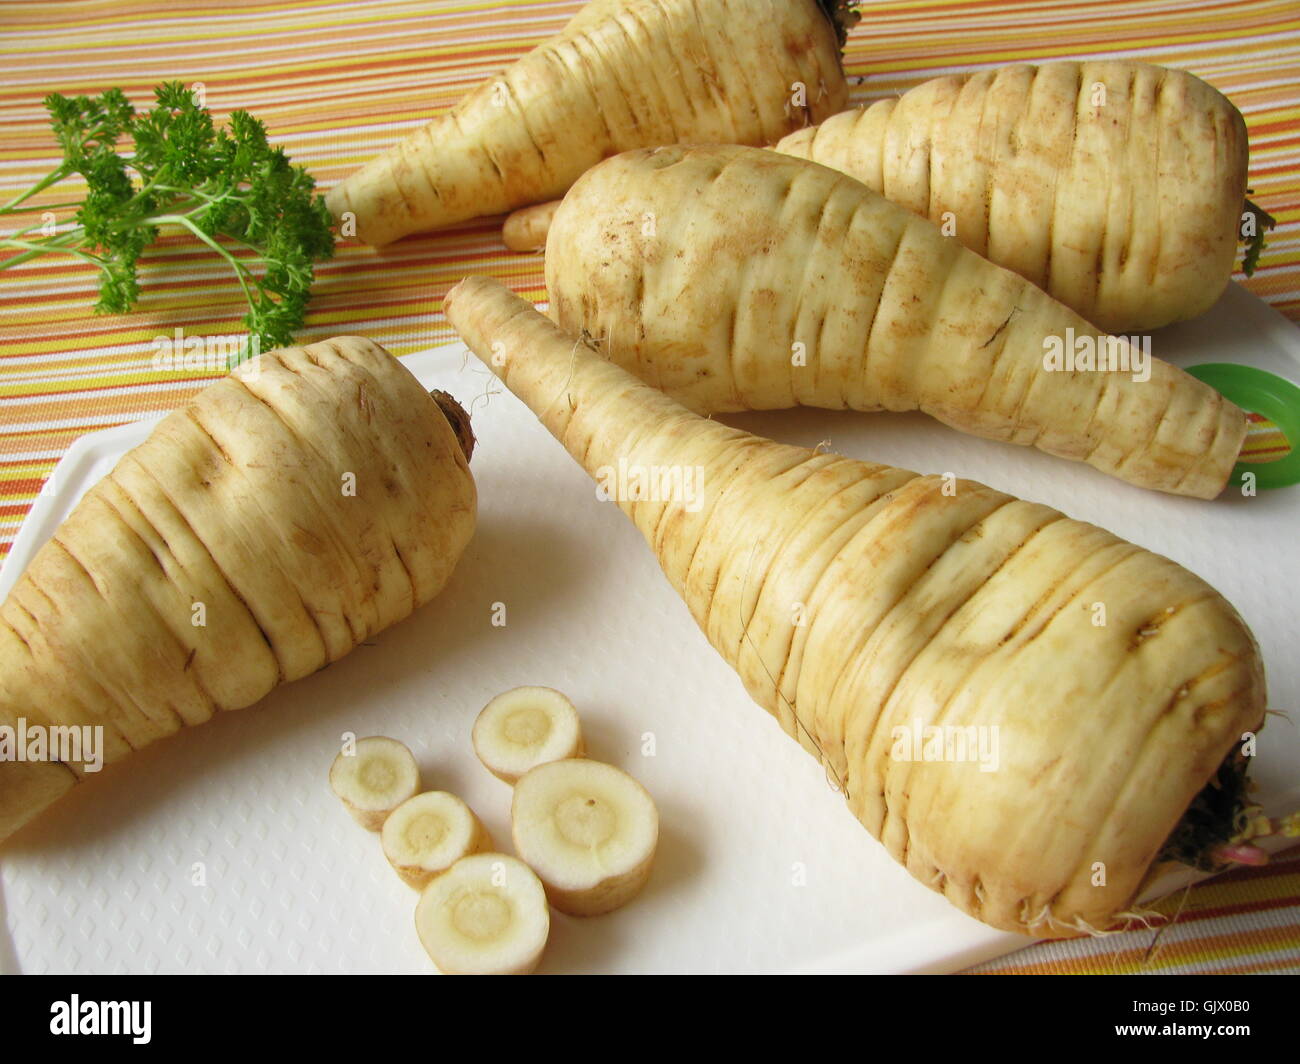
[0,338,476,844]
[776,61,1250,333]
[327,0,855,245]
[445,276,1267,937]
[544,145,1247,500]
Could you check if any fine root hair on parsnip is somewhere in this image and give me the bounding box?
[330,736,420,831]
[473,686,584,783]
[503,201,561,253]
[326,0,855,244]
[381,790,493,888]
[543,145,1247,500]
[0,336,477,846]
[511,759,659,916]
[414,853,551,975]
[775,61,1249,333]
[444,277,1267,938]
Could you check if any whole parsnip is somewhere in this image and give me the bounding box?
[777,61,1251,332]
[329,0,855,244]
[0,338,476,842]
[446,276,1266,937]
[545,145,1247,499]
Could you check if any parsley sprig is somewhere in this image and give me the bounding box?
[1241,198,1276,278]
[0,82,334,360]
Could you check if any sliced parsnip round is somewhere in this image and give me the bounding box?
[511,759,658,916]
[472,686,584,783]
[329,736,419,831]
[414,853,550,975]
[382,791,493,889]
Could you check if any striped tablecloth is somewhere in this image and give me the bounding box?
[1,0,1297,975]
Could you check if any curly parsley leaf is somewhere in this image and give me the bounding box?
[1,81,335,363]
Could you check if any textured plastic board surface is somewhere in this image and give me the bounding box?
[0,283,1296,974]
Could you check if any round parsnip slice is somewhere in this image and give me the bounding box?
[473,686,584,783]
[329,736,419,831]
[511,759,658,916]
[415,853,550,975]
[382,791,493,888]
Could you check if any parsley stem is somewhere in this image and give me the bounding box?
[143,212,257,307]
[0,200,85,217]
[0,235,104,270]
[0,165,72,213]
[0,226,85,256]
[4,83,334,353]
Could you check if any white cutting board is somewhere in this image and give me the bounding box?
[0,283,1297,974]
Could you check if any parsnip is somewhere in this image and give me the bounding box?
[544,145,1247,500]
[331,736,421,831]
[327,0,855,244]
[512,759,659,916]
[382,790,493,887]
[0,338,477,844]
[415,853,551,974]
[502,200,561,253]
[508,61,1254,305]
[776,62,1250,332]
[473,686,584,784]
[445,276,1267,938]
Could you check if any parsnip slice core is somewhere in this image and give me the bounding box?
[511,759,658,916]
[382,790,493,888]
[329,736,419,831]
[415,853,550,974]
[473,686,584,783]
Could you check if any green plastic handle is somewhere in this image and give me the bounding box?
[1185,362,1300,491]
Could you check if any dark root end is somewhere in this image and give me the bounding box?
[1157,743,1259,872]
[432,390,475,463]
[815,0,861,50]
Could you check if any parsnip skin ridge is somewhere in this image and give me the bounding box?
[544,145,1247,500]
[444,276,1267,938]
[327,0,851,244]
[777,61,1250,334]
[0,337,477,844]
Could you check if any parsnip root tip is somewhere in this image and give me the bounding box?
[502,201,561,252]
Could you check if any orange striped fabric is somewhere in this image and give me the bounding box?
[0,0,1297,974]
[971,844,1300,974]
